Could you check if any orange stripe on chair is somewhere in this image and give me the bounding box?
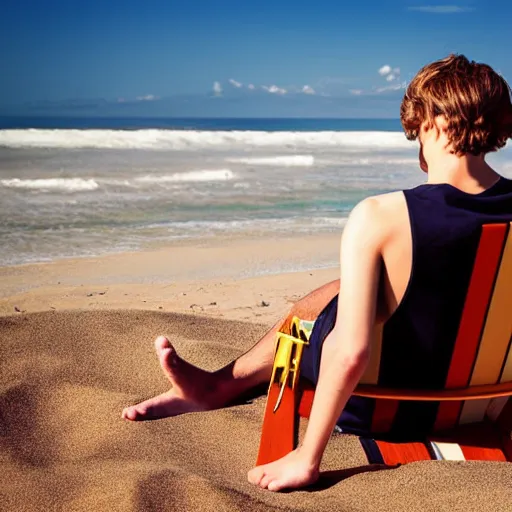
[460,443,507,461]
[298,382,315,418]
[434,224,508,431]
[375,440,432,465]
[371,399,399,433]
[256,384,296,466]
[470,224,512,386]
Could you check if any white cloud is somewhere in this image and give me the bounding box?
[213,81,222,96]
[375,82,407,93]
[378,65,392,76]
[209,81,319,96]
[262,85,287,95]
[379,65,401,82]
[350,81,406,96]
[136,94,158,101]
[350,64,403,96]
[408,5,474,13]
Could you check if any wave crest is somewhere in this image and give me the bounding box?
[135,169,234,183]
[1,178,99,192]
[228,155,314,166]
[0,129,412,150]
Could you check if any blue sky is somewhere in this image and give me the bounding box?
[2,0,511,117]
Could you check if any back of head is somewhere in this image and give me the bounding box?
[400,54,512,156]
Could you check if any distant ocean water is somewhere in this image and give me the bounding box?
[1,117,511,266]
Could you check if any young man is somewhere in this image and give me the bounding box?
[122,55,512,491]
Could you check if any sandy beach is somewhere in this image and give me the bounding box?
[1,234,512,511]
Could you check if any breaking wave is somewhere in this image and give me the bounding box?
[1,178,99,192]
[135,169,234,183]
[0,128,412,150]
[227,155,314,166]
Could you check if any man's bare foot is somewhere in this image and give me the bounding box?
[247,448,320,492]
[122,336,222,421]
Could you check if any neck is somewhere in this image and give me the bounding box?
[426,152,501,193]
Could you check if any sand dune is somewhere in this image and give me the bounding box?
[1,310,511,511]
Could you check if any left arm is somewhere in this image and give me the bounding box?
[299,197,384,468]
[248,197,385,492]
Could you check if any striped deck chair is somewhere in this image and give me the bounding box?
[257,223,512,467]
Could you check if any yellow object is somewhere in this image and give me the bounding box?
[269,316,314,413]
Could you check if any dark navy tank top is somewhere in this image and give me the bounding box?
[301,175,512,440]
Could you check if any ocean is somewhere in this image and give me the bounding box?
[1,117,511,266]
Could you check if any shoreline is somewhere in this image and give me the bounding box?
[0,230,341,273]
[0,233,341,324]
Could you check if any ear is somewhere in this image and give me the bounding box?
[433,115,449,138]
[420,119,433,132]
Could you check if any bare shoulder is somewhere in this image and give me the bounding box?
[344,191,407,248]
[349,191,405,223]
[365,191,406,209]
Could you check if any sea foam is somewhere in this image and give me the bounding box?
[135,169,234,183]
[228,155,314,166]
[0,129,412,150]
[1,177,99,192]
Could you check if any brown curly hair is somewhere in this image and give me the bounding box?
[400,54,512,156]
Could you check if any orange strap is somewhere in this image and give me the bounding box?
[353,381,512,401]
